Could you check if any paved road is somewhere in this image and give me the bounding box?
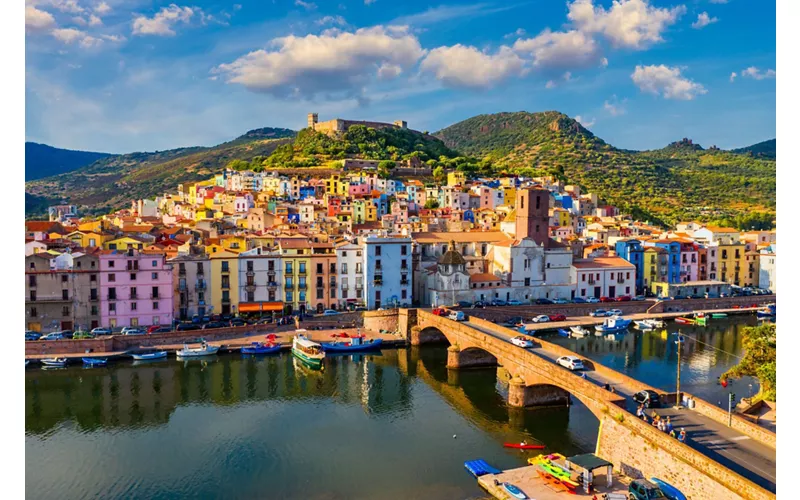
[463,319,777,493]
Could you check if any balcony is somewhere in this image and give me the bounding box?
[355,268,363,274]
[356,284,364,291]
[196,281,207,291]
[284,282,294,289]
[150,293,159,299]
[268,282,278,288]
[197,269,205,276]
[222,297,231,304]
[179,283,188,291]
[107,295,117,301]
[400,279,409,286]
[245,284,256,292]
[246,270,255,277]
[129,294,138,300]
[341,286,349,292]
[298,283,307,290]
[616,278,625,284]
[178,268,186,276]
[587,279,596,285]
[27,296,72,303]
[268,274,276,283]
[221,283,230,290]
[298,270,307,277]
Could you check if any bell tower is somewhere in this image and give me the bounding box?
[515,187,550,247]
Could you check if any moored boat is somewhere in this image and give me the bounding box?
[241,342,282,355]
[594,316,631,333]
[557,328,570,337]
[674,317,695,325]
[711,313,727,318]
[501,482,528,499]
[41,358,68,367]
[82,357,108,367]
[320,335,383,352]
[569,326,590,338]
[634,321,655,330]
[131,351,167,361]
[503,442,545,450]
[176,342,219,358]
[292,332,325,368]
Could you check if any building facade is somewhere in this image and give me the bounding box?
[363,236,412,309]
[100,249,174,328]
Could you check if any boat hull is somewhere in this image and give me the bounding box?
[501,483,528,499]
[82,358,108,366]
[242,344,282,355]
[176,347,220,358]
[292,347,324,368]
[131,351,167,361]
[41,359,67,367]
[320,338,383,352]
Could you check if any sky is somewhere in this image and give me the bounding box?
[25,0,777,154]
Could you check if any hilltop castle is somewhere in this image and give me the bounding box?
[307,113,409,136]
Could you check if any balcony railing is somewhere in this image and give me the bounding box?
[221,283,229,290]
[268,282,278,288]
[107,295,117,301]
[246,270,255,277]
[179,283,188,291]
[178,268,186,276]
[245,284,256,292]
[298,283,307,290]
[196,281,207,290]
[400,279,409,285]
[284,282,294,289]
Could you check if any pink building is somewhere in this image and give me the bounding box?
[679,241,699,282]
[100,249,175,329]
[349,182,369,197]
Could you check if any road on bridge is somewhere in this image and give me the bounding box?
[462,318,777,493]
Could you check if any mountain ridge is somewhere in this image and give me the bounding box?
[25,142,114,181]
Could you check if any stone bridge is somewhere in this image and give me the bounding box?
[389,308,775,500]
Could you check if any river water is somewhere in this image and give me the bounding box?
[25,317,758,499]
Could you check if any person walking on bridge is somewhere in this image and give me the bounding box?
[678,428,687,443]
[665,416,673,434]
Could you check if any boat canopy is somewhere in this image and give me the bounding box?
[294,335,321,349]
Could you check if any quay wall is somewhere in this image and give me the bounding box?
[363,309,399,333]
[597,412,774,500]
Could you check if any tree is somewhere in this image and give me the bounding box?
[377,166,391,179]
[378,160,396,170]
[433,166,445,185]
[720,323,776,401]
[424,199,439,209]
[226,159,251,171]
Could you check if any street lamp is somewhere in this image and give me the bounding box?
[674,332,685,409]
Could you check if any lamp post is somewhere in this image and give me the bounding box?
[674,332,684,409]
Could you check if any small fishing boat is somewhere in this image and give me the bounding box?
[503,442,545,450]
[292,332,325,368]
[756,309,775,318]
[131,351,167,361]
[557,328,570,337]
[82,357,108,367]
[41,358,68,367]
[569,326,590,338]
[176,342,220,358]
[711,313,728,318]
[650,477,687,500]
[674,317,695,325]
[321,335,383,352]
[634,320,655,330]
[241,342,282,355]
[500,482,528,499]
[595,316,631,333]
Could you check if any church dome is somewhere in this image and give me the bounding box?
[438,240,466,266]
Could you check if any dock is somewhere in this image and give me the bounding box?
[478,464,630,499]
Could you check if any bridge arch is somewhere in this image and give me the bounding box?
[412,326,450,345]
[450,346,497,369]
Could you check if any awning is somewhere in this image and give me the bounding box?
[566,453,613,472]
[238,302,284,313]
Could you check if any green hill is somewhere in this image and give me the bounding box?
[436,111,775,227]
[25,142,114,181]
[730,139,776,160]
[24,128,295,215]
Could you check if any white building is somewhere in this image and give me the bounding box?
[571,257,636,299]
[759,248,776,293]
[363,236,412,309]
[238,246,283,308]
[336,240,364,308]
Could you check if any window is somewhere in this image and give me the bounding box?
[91,305,98,316]
[29,262,35,270]
[286,291,293,302]
[401,259,407,269]
[152,272,158,280]
[61,274,68,283]
[520,197,524,209]
[401,245,408,256]
[109,273,116,282]
[62,289,69,300]
[90,288,97,300]
[109,303,116,313]
[131,302,138,311]
[402,290,407,299]
[582,274,586,282]
[375,246,381,256]
[535,195,540,209]
[375,291,381,301]
[375,260,382,270]
[109,261,115,268]
[90,274,97,282]
[222,261,230,272]
[316,263,323,273]
[130,287,137,299]
[130,273,137,280]
[199,292,205,302]
[330,263,336,274]
[30,307,37,316]
[152,260,157,267]
[247,261,254,272]
[197,263,204,273]
[316,289,324,299]
[62,306,70,317]
[152,286,159,298]
[342,251,347,257]
[524,278,530,286]
[610,273,614,279]
[286,263,293,274]
[299,263,306,273]
[342,263,348,274]
[626,272,630,279]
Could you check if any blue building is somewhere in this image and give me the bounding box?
[648,240,682,283]
[463,209,475,224]
[298,186,315,200]
[615,239,644,293]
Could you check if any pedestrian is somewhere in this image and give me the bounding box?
[610,385,616,394]
[669,429,676,439]
[665,417,673,434]
[636,405,644,419]
[604,383,610,391]
[678,429,687,443]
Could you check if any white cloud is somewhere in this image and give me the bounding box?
[604,96,626,116]
[72,16,87,26]
[48,0,85,14]
[691,12,718,29]
[295,0,317,10]
[49,25,122,48]
[545,71,574,89]
[215,26,425,97]
[88,14,103,26]
[631,64,707,100]
[575,115,595,127]
[567,0,686,49]
[741,66,776,80]
[51,27,86,44]
[513,29,601,69]
[133,4,195,36]
[377,62,402,80]
[600,57,608,67]
[316,15,346,26]
[709,0,728,3]
[729,71,736,82]
[392,4,515,27]
[545,80,556,89]
[26,6,56,31]
[504,28,526,39]
[94,1,111,15]
[420,44,527,89]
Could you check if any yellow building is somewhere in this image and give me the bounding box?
[63,230,109,248]
[220,235,248,252]
[278,239,311,313]
[77,220,104,232]
[365,200,377,222]
[325,174,348,196]
[447,171,466,186]
[716,242,747,286]
[210,250,240,316]
[103,236,146,250]
[502,187,517,208]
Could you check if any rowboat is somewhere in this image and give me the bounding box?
[501,482,528,499]
[292,332,325,368]
[569,326,590,338]
[41,358,68,367]
[503,442,545,450]
[241,342,282,355]
[634,321,655,330]
[176,342,220,358]
[131,351,167,361]
[82,357,108,367]
[650,477,687,500]
[25,360,30,367]
[320,336,383,352]
[711,313,727,318]
[557,328,570,337]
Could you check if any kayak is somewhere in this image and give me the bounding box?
[674,317,695,325]
[650,477,687,500]
[503,442,545,450]
[501,483,528,499]
[711,313,728,318]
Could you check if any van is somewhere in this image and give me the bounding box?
[448,311,466,321]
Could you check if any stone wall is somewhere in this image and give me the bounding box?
[647,295,775,314]
[597,412,773,500]
[685,393,776,449]
[363,309,399,333]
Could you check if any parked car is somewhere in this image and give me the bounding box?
[432,307,448,316]
[321,310,340,316]
[502,316,525,327]
[220,314,234,321]
[472,300,487,308]
[146,325,163,334]
[457,301,473,308]
[40,332,65,341]
[628,479,666,500]
[72,331,95,340]
[201,316,211,323]
[632,390,661,408]
[448,311,466,321]
[632,295,647,301]
[491,299,507,306]
[548,314,567,322]
[123,329,146,335]
[586,297,601,304]
[532,315,550,323]
[608,309,623,317]
[589,309,610,317]
[553,298,570,304]
[615,295,632,302]
[202,322,226,329]
[25,331,41,341]
[556,355,585,371]
[599,296,614,303]
[176,323,202,331]
[91,327,112,336]
[60,331,74,339]
[120,326,139,335]
[572,297,587,304]
[507,299,523,306]
[150,327,172,334]
[229,319,247,327]
[511,335,534,348]
[534,298,554,305]
[256,318,274,324]
[210,314,222,321]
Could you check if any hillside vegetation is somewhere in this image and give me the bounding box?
[25,142,113,181]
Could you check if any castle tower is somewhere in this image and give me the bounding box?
[515,187,550,247]
[393,120,408,129]
[307,113,319,129]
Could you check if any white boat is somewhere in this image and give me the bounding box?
[634,321,655,330]
[292,332,325,368]
[41,358,68,367]
[176,342,219,358]
[595,316,631,333]
[570,326,591,338]
[131,351,168,361]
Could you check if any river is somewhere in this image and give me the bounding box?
[25,317,758,499]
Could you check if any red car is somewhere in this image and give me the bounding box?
[599,297,614,303]
[615,296,632,302]
[548,314,567,322]
[432,307,448,316]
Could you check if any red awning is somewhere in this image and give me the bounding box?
[238,302,284,313]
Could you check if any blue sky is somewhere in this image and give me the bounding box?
[25,0,776,154]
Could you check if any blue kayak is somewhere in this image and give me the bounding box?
[82,357,108,367]
[321,338,383,352]
[650,477,687,500]
[502,482,528,499]
[241,342,282,355]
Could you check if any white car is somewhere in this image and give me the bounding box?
[586,297,600,304]
[556,355,585,371]
[91,327,112,336]
[123,329,146,335]
[532,315,550,323]
[448,311,466,321]
[608,309,623,317]
[321,310,339,316]
[511,336,534,348]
